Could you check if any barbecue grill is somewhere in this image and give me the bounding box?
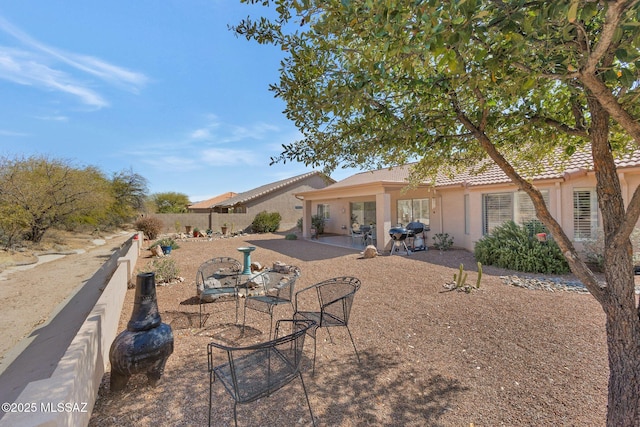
[389,227,411,255]
[406,221,429,251]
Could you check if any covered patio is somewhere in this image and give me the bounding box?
[295,168,436,253]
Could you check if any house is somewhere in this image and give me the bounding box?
[208,171,335,232]
[188,192,238,213]
[295,148,640,252]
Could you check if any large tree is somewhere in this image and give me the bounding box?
[108,168,149,225]
[149,191,191,213]
[234,1,640,424]
[0,155,111,243]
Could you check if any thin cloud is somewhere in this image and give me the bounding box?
[188,116,280,143]
[34,114,69,122]
[201,148,258,166]
[190,128,212,140]
[0,15,148,107]
[0,48,108,108]
[221,122,280,143]
[189,114,221,140]
[0,129,29,137]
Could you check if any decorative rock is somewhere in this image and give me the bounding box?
[151,245,164,257]
[500,275,589,293]
[272,261,298,274]
[362,245,378,259]
[250,261,263,272]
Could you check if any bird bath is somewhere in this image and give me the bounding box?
[237,246,256,275]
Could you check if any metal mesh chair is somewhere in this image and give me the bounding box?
[294,276,361,374]
[197,257,242,328]
[207,319,316,427]
[243,266,301,339]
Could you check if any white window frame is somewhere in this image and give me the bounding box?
[317,203,330,220]
[573,188,598,240]
[482,192,513,235]
[482,190,549,234]
[396,198,430,226]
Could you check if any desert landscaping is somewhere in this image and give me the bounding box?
[80,232,619,426]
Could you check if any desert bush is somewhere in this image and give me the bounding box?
[251,211,281,233]
[474,220,570,274]
[285,233,297,240]
[134,216,164,240]
[139,258,180,284]
[433,233,454,251]
[311,214,325,234]
[150,237,180,250]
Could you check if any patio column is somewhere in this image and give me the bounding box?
[376,192,392,252]
[302,199,313,238]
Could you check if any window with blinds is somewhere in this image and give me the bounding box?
[482,191,551,235]
[514,190,549,224]
[573,189,597,239]
[482,193,513,234]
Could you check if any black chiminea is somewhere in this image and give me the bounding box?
[109,272,174,392]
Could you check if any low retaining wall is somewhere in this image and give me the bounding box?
[0,233,142,427]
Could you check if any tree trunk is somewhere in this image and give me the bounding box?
[588,94,640,426]
[455,90,640,425]
[602,258,640,426]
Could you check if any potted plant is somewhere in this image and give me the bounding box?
[221,223,228,235]
[193,227,200,237]
[311,214,325,236]
[185,225,192,234]
[151,237,180,255]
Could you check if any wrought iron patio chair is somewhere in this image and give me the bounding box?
[294,276,361,374]
[243,266,301,339]
[207,319,317,427]
[350,223,364,245]
[197,257,242,328]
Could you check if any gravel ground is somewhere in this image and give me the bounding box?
[89,233,611,426]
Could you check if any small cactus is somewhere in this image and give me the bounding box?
[446,263,481,293]
[454,264,467,288]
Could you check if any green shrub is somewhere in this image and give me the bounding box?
[285,233,297,240]
[474,221,570,274]
[134,216,164,240]
[139,258,180,284]
[251,211,282,233]
[433,233,454,251]
[150,237,180,250]
[311,214,325,235]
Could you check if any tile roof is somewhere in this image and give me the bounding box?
[188,192,238,209]
[325,146,640,189]
[214,171,334,207]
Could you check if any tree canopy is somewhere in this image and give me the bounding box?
[0,156,149,245]
[0,156,110,243]
[234,1,640,424]
[108,168,149,226]
[149,191,191,213]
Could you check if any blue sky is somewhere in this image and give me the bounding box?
[0,1,357,202]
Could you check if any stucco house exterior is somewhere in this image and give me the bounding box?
[159,172,334,234]
[188,192,238,213]
[207,171,335,231]
[296,148,640,253]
